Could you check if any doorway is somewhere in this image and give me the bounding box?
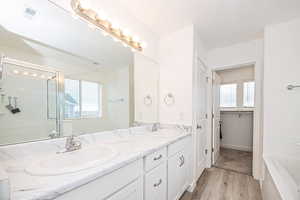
[211,65,255,176]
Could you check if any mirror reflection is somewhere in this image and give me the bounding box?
[0,0,134,145]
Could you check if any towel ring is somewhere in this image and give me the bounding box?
[144,95,152,106]
[164,93,175,106]
[287,84,300,90]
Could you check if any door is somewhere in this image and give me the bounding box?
[194,61,207,179]
[212,72,221,164]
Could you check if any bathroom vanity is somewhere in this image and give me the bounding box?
[0,1,196,200]
[0,127,192,200]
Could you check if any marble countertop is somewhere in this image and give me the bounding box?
[0,126,191,200]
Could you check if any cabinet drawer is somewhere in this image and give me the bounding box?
[168,136,191,157]
[107,178,143,200]
[145,163,167,200]
[144,147,167,171]
[55,159,143,200]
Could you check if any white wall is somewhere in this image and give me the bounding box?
[217,66,254,84]
[263,18,300,158]
[159,25,194,125]
[207,39,264,179]
[220,112,253,152]
[134,53,159,123]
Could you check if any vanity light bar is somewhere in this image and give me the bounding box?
[12,70,53,79]
[70,0,145,52]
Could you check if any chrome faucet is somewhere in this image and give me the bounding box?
[152,123,160,132]
[64,135,82,152]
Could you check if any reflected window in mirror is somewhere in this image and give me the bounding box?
[64,79,102,119]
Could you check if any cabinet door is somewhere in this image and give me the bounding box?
[107,179,142,200]
[168,150,189,200]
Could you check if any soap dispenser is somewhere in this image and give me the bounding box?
[0,167,10,200]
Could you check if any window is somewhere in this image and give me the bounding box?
[243,81,255,107]
[81,81,101,117]
[220,84,237,107]
[64,79,101,119]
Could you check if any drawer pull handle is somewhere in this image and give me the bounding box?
[153,179,162,187]
[153,154,162,161]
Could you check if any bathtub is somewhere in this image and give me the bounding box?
[263,156,300,200]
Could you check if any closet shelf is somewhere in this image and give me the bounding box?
[220,107,254,112]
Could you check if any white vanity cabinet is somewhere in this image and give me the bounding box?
[54,136,192,200]
[167,137,192,200]
[144,147,167,200]
[144,162,167,200]
[55,159,143,200]
[107,179,143,200]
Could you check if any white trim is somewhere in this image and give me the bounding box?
[208,60,263,180]
[187,180,197,193]
[221,144,253,152]
[2,56,59,73]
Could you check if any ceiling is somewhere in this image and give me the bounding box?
[0,0,133,70]
[118,0,300,49]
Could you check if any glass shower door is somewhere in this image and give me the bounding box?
[0,62,59,145]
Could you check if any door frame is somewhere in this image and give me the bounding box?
[206,61,263,180]
[211,72,221,165]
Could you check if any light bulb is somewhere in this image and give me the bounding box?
[23,71,29,75]
[13,70,19,74]
[123,29,131,36]
[98,12,108,20]
[71,12,79,20]
[133,35,140,42]
[32,73,37,77]
[88,23,96,30]
[80,0,91,9]
[111,22,120,29]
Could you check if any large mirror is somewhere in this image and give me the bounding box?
[0,0,138,145]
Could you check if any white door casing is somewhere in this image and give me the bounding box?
[212,72,221,164]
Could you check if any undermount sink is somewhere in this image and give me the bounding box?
[25,145,118,176]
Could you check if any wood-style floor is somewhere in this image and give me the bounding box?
[215,148,253,175]
[180,167,262,200]
[180,148,261,200]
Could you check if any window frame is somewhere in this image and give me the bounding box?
[64,78,102,120]
[243,81,255,108]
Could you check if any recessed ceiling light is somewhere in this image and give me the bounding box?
[13,70,19,74]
